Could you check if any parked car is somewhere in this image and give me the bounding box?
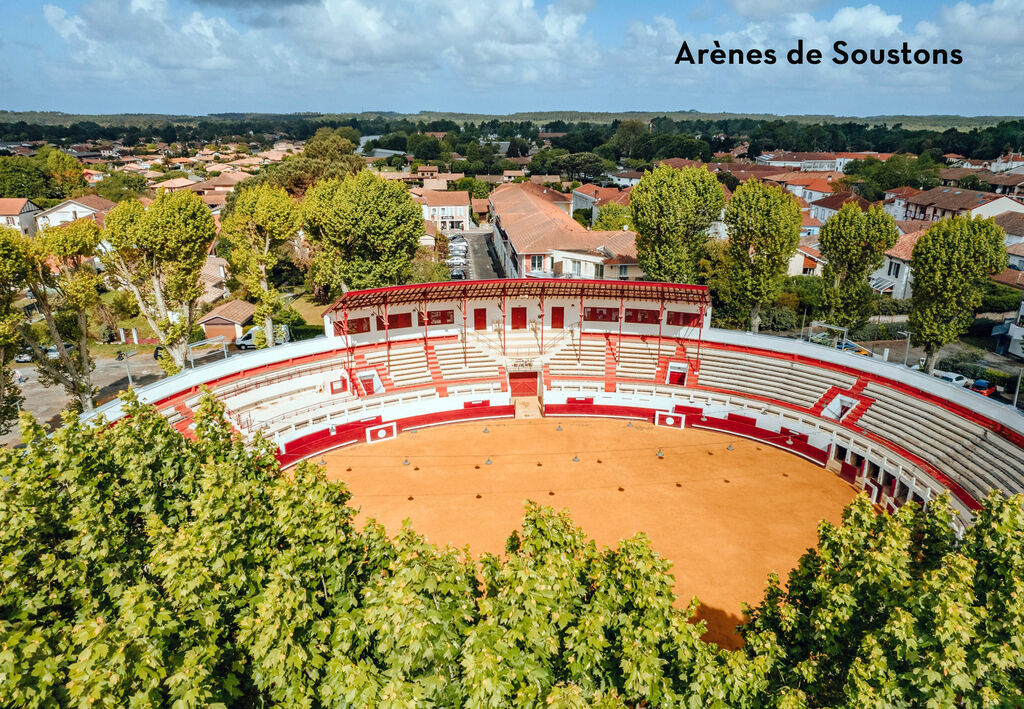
[236,324,291,350]
[46,343,76,360]
[837,340,871,357]
[447,234,466,243]
[934,371,970,387]
[448,245,468,255]
[969,379,997,396]
[445,258,467,267]
[450,269,466,280]
[14,348,32,363]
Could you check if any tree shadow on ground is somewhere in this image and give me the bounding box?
[95,373,162,405]
[691,604,746,651]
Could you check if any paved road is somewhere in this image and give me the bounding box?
[462,230,502,280]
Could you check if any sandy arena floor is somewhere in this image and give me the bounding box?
[320,417,857,648]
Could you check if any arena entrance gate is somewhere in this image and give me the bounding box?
[509,371,539,397]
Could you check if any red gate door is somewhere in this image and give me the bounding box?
[474,308,487,330]
[550,306,564,329]
[511,307,527,329]
[359,374,376,395]
[509,371,538,397]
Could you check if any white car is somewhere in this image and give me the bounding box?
[445,257,467,267]
[236,324,291,350]
[934,370,970,387]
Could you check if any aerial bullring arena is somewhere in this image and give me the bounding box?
[89,278,1024,646]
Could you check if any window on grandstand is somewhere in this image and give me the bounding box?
[418,309,456,326]
[530,255,543,271]
[666,311,700,327]
[618,265,628,280]
[594,264,604,279]
[624,308,659,324]
[344,317,371,334]
[583,307,619,322]
[376,312,413,330]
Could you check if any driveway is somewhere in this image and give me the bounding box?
[461,230,502,280]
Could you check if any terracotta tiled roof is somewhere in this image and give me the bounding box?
[0,198,30,215]
[884,186,922,199]
[1006,242,1024,257]
[991,267,1024,290]
[994,211,1024,237]
[72,194,117,212]
[198,299,255,325]
[422,190,470,207]
[895,219,931,234]
[908,187,1000,211]
[490,182,635,255]
[886,228,928,262]
[810,192,872,212]
[471,198,489,213]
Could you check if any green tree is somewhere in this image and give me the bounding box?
[93,171,148,202]
[302,171,424,293]
[908,216,1008,372]
[631,165,725,283]
[0,156,49,199]
[18,219,102,410]
[44,148,85,197]
[101,191,217,373]
[723,179,802,333]
[0,227,27,431]
[606,120,649,160]
[593,203,631,231]
[819,203,899,327]
[553,152,611,182]
[222,184,301,348]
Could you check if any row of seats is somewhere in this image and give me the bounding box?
[549,339,605,377]
[433,341,502,380]
[857,382,1024,500]
[697,348,856,409]
[615,340,662,381]
[362,346,433,388]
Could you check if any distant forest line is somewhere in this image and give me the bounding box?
[2,111,1023,161]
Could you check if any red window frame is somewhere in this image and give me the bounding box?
[624,308,659,324]
[376,312,413,330]
[583,306,619,322]
[418,309,456,326]
[666,311,700,327]
[346,316,371,334]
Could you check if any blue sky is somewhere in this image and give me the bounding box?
[1,0,1021,117]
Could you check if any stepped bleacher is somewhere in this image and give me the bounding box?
[433,340,503,380]
[615,339,661,381]
[548,338,605,377]
[697,348,857,409]
[363,346,433,388]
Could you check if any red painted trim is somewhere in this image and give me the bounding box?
[689,414,830,466]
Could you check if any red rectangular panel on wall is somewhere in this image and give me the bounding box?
[509,371,537,396]
[511,307,527,329]
[666,311,700,327]
[550,306,564,329]
[583,307,618,322]
[474,308,487,330]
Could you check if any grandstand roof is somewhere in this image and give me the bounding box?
[323,278,711,313]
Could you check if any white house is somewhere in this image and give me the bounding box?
[990,153,1024,173]
[35,195,117,230]
[904,187,1024,221]
[883,187,921,220]
[416,190,471,231]
[809,192,872,224]
[869,228,926,299]
[0,198,41,236]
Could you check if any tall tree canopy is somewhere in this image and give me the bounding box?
[1,394,1021,706]
[818,203,899,327]
[631,165,725,283]
[908,216,1008,372]
[0,227,27,431]
[221,184,301,348]
[723,179,801,333]
[301,171,424,294]
[101,191,217,372]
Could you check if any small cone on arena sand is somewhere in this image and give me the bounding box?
[485,458,492,465]
[656,448,664,459]
[572,455,579,462]
[556,425,563,431]
[726,444,734,451]
[403,458,410,466]
[626,421,632,428]
[482,427,489,433]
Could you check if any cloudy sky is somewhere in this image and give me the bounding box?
[2,0,1021,116]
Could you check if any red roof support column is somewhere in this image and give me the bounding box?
[657,296,664,379]
[462,288,468,367]
[501,286,507,357]
[616,293,624,363]
[578,286,584,365]
[383,294,390,371]
[539,287,545,355]
[695,303,706,373]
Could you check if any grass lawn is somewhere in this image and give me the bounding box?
[289,294,329,326]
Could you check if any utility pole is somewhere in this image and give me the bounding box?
[898,330,912,367]
[115,349,137,387]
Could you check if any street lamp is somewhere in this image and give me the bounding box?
[897,330,913,367]
[115,349,138,387]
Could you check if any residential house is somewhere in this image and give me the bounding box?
[995,211,1024,247]
[489,181,641,280]
[154,177,199,192]
[35,195,116,230]
[869,227,926,299]
[199,255,231,305]
[502,169,526,182]
[995,300,1024,359]
[990,153,1024,173]
[883,187,922,220]
[472,198,490,225]
[0,198,41,236]
[609,170,643,187]
[197,299,255,342]
[571,184,632,222]
[809,192,872,223]
[904,187,1024,221]
[756,151,894,172]
[416,190,472,231]
[787,237,826,277]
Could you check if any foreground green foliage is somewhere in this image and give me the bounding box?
[1,397,1022,707]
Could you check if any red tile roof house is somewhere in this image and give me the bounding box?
[903,187,1024,222]
[414,190,472,231]
[883,186,922,220]
[35,195,117,231]
[869,228,928,299]
[0,198,41,236]
[488,181,643,280]
[808,192,873,223]
[571,184,632,222]
[197,299,255,342]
